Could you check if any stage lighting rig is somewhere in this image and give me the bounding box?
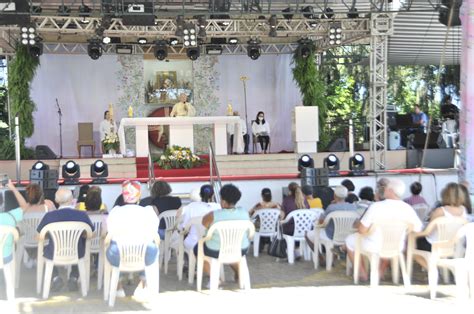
[349,153,367,176]
[90,160,108,184]
[329,23,342,45]
[268,15,277,37]
[88,38,103,60]
[323,154,340,176]
[62,160,81,184]
[247,39,261,60]
[298,154,314,172]
[175,15,185,36]
[296,39,314,59]
[197,15,207,37]
[154,40,168,60]
[187,47,200,60]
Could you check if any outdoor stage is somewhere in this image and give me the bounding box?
[0,149,458,212]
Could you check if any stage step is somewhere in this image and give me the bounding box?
[216,154,299,176]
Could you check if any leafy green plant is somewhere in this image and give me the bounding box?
[292,44,329,149]
[8,44,40,139]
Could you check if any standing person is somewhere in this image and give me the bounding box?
[411,105,428,133]
[36,188,95,292]
[100,110,118,153]
[227,111,250,154]
[170,93,195,117]
[251,111,270,154]
[106,181,160,297]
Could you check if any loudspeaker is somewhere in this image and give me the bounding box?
[30,169,58,180]
[35,145,57,159]
[407,148,455,168]
[301,177,329,187]
[412,132,440,149]
[328,138,347,152]
[300,168,329,187]
[30,179,58,190]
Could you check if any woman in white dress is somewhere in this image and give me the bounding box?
[99,110,118,153]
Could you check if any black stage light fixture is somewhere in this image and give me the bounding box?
[154,40,168,60]
[28,42,43,58]
[247,39,261,60]
[206,45,223,55]
[268,15,277,37]
[282,7,293,20]
[347,7,359,19]
[349,153,367,176]
[62,160,80,184]
[32,161,49,171]
[183,23,197,47]
[175,15,185,36]
[323,154,340,176]
[296,39,313,59]
[88,38,102,60]
[90,159,108,184]
[187,47,200,60]
[197,15,207,37]
[321,7,334,19]
[58,5,71,16]
[329,23,342,45]
[298,154,314,172]
[79,2,91,17]
[301,6,315,19]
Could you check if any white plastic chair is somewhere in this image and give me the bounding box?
[0,226,19,300]
[309,208,325,220]
[88,214,106,290]
[412,203,430,222]
[251,209,281,257]
[352,220,413,288]
[432,223,474,300]
[158,210,178,274]
[280,209,317,264]
[17,212,45,288]
[312,211,359,270]
[103,233,161,307]
[196,220,255,292]
[36,221,93,299]
[406,216,467,295]
[177,216,205,283]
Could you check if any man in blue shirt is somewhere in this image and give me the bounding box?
[37,188,94,292]
[411,105,428,132]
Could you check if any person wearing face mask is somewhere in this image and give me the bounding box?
[251,111,270,153]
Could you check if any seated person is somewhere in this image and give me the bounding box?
[301,185,323,209]
[36,188,95,292]
[281,182,309,236]
[440,95,459,121]
[227,111,249,154]
[1,180,24,266]
[411,105,428,133]
[249,188,282,217]
[403,181,428,207]
[251,111,270,153]
[8,182,55,213]
[341,179,359,204]
[196,184,250,282]
[356,186,374,216]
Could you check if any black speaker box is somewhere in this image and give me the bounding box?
[30,170,59,180]
[412,132,440,149]
[35,145,57,159]
[30,179,58,190]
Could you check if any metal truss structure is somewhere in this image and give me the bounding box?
[369,11,393,171]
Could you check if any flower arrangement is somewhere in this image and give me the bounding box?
[102,133,120,153]
[155,145,203,169]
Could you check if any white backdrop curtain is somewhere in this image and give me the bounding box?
[27,53,301,156]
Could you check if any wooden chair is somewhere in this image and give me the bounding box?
[77,122,95,157]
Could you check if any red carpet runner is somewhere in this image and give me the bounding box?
[136,156,210,178]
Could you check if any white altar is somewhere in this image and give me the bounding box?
[118,116,241,157]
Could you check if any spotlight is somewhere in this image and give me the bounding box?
[62,160,80,184]
[296,39,313,59]
[347,8,359,19]
[79,3,91,17]
[349,153,367,176]
[137,37,147,44]
[186,47,200,60]
[228,37,239,44]
[28,42,43,58]
[32,161,49,171]
[20,26,36,46]
[87,39,102,60]
[102,36,111,44]
[268,15,278,37]
[183,23,197,47]
[321,7,334,19]
[298,154,314,172]
[301,6,315,19]
[90,159,108,184]
[323,154,340,176]
[58,5,71,16]
[154,40,168,60]
[247,39,261,60]
[282,7,293,20]
[197,15,207,37]
[329,23,342,45]
[169,38,179,46]
[175,15,185,37]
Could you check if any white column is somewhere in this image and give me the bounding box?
[214,122,228,155]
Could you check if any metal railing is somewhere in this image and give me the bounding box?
[209,142,222,204]
[147,153,156,190]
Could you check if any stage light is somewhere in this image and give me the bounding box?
[102,36,111,44]
[169,38,179,46]
[175,15,185,36]
[298,154,314,172]
[154,40,168,60]
[296,39,313,59]
[301,6,315,19]
[321,7,334,19]
[247,39,261,60]
[206,45,223,55]
[87,39,102,60]
[197,15,207,37]
[58,5,71,16]
[329,23,342,45]
[79,3,91,17]
[183,23,197,47]
[323,154,340,176]
[347,8,359,19]
[282,7,293,20]
[32,161,49,171]
[20,26,36,46]
[28,42,43,58]
[137,37,147,44]
[228,37,239,44]
[90,159,108,184]
[62,160,80,184]
[349,153,367,176]
[187,47,200,60]
[268,15,277,37]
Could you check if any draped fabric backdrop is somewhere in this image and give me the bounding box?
[27,53,302,157]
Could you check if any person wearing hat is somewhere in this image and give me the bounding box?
[106,180,160,297]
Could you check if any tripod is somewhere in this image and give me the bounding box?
[56,98,63,158]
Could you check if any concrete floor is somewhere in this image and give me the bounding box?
[0,251,472,314]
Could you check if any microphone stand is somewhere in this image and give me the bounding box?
[56,99,63,158]
[240,76,249,131]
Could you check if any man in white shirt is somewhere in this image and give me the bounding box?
[227,111,249,154]
[99,110,118,153]
[345,178,422,281]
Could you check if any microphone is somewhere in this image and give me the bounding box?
[56,98,62,115]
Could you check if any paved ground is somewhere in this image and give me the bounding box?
[0,249,472,314]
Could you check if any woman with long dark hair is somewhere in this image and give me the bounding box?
[251,111,270,153]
